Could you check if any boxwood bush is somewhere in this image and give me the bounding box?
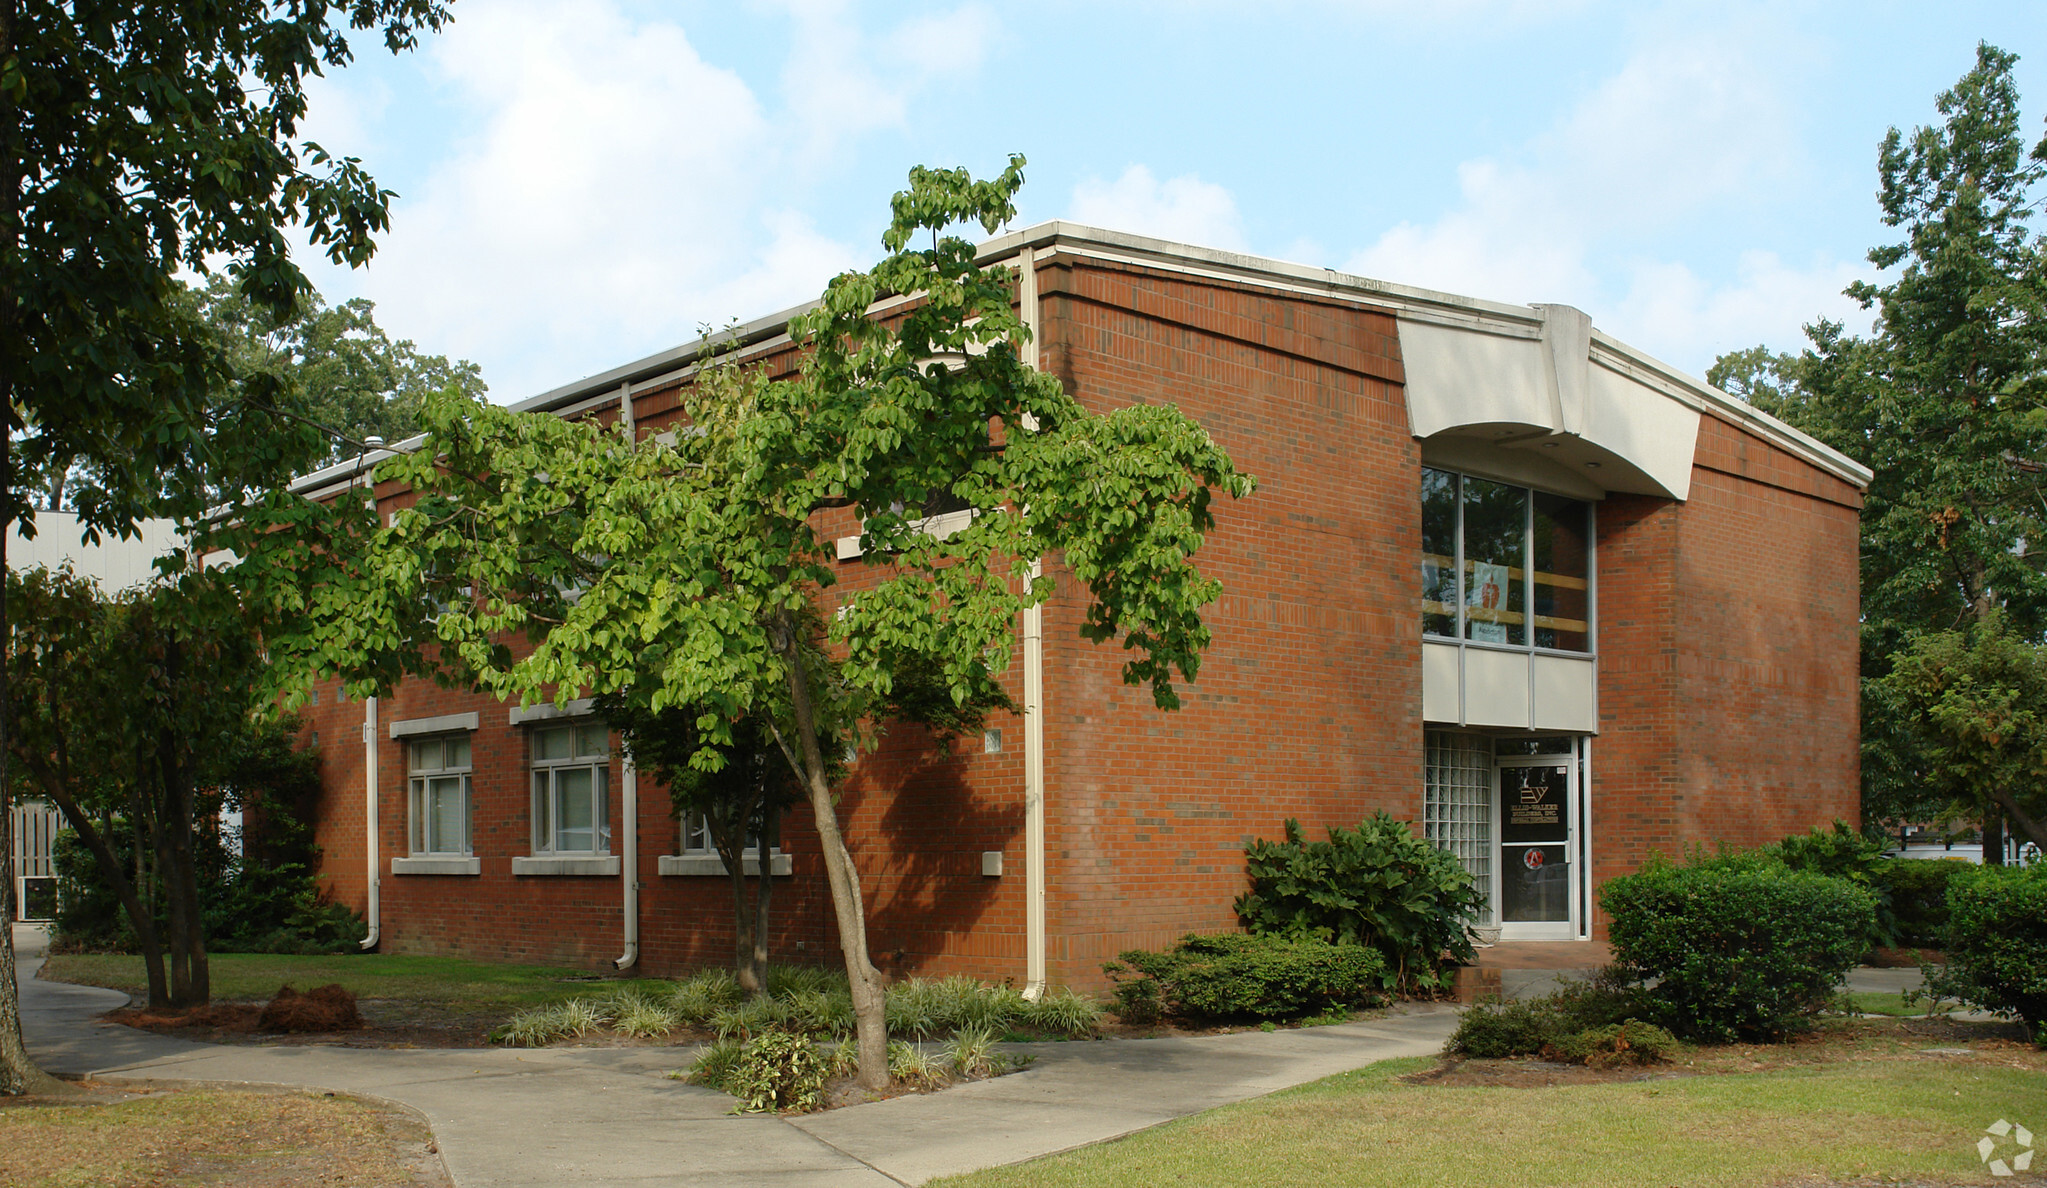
[1235,813,1485,995]
[1874,859,1962,950]
[1926,864,2047,1046]
[1599,857,1875,1042]
[1448,974,1638,1058]
[1102,933,1387,1024]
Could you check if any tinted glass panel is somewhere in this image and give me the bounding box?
[1461,478,1526,646]
[575,724,607,758]
[1421,468,1458,637]
[1532,493,1591,651]
[535,727,572,761]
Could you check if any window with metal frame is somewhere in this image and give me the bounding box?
[408,735,473,856]
[531,723,610,855]
[1421,467,1593,653]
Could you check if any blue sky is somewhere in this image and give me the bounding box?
[296,0,2047,404]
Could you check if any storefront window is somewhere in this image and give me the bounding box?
[1420,469,1593,654]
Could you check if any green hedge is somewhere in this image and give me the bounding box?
[1448,975,1637,1057]
[1873,859,1962,950]
[1103,933,1387,1024]
[1599,858,1874,1042]
[1928,864,2047,1046]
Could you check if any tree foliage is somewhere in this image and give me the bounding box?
[0,0,451,1096]
[7,565,278,1007]
[1880,614,2047,851]
[1710,44,2047,832]
[275,156,1256,1088]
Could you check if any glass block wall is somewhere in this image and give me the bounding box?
[1424,731,1493,911]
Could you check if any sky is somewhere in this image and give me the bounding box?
[295,0,2047,405]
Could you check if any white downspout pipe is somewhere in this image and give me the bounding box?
[359,694,380,950]
[613,379,641,972]
[614,757,639,970]
[1018,247,1048,1001]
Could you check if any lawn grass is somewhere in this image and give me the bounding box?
[0,1086,439,1187]
[935,1055,2044,1187]
[40,951,668,1012]
[1839,989,1935,1017]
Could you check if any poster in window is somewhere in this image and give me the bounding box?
[1467,561,1509,643]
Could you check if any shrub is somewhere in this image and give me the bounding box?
[1548,1020,1681,1068]
[1926,864,2047,1046]
[1763,821,1898,949]
[1447,974,1637,1057]
[1102,933,1387,1023]
[1599,858,1875,1042]
[1235,814,1485,995]
[1874,859,1961,949]
[725,1029,828,1113]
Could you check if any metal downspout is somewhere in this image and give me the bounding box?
[359,694,380,950]
[1018,247,1048,1001]
[614,379,641,971]
[614,757,639,970]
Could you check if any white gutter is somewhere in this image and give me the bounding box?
[359,694,380,950]
[613,381,641,972]
[1018,247,1049,1001]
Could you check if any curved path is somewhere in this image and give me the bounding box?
[14,926,1459,1187]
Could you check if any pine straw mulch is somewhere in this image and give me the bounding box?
[1401,1014,2045,1090]
[0,1080,449,1188]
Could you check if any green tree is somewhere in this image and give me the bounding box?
[7,565,276,1007]
[191,276,487,468]
[0,0,450,1094]
[1710,44,2047,842]
[1880,615,2047,853]
[268,158,1255,1088]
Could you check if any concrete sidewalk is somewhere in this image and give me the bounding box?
[13,925,1458,1186]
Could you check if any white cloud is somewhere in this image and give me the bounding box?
[302,0,990,399]
[1342,32,1869,369]
[1068,165,1248,252]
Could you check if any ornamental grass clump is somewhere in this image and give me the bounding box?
[1235,813,1485,996]
[668,968,743,1024]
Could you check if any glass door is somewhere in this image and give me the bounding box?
[1496,755,1577,939]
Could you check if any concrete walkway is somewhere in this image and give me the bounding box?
[13,926,1459,1186]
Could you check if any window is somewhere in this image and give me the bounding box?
[1420,467,1593,653]
[531,723,610,854]
[681,812,763,856]
[409,735,472,856]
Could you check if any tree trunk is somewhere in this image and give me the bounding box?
[1983,804,2006,866]
[1988,788,2047,856]
[719,831,762,998]
[775,613,888,1089]
[33,777,169,1007]
[751,804,778,993]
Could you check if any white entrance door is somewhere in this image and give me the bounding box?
[1495,755,1577,940]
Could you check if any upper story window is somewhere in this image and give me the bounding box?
[531,723,610,855]
[408,735,473,856]
[1422,467,1593,653]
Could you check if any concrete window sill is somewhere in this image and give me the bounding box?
[511,855,621,877]
[658,853,792,877]
[390,856,481,876]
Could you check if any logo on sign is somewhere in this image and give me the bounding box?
[1523,848,1545,870]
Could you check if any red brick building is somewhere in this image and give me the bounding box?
[297,224,1868,991]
